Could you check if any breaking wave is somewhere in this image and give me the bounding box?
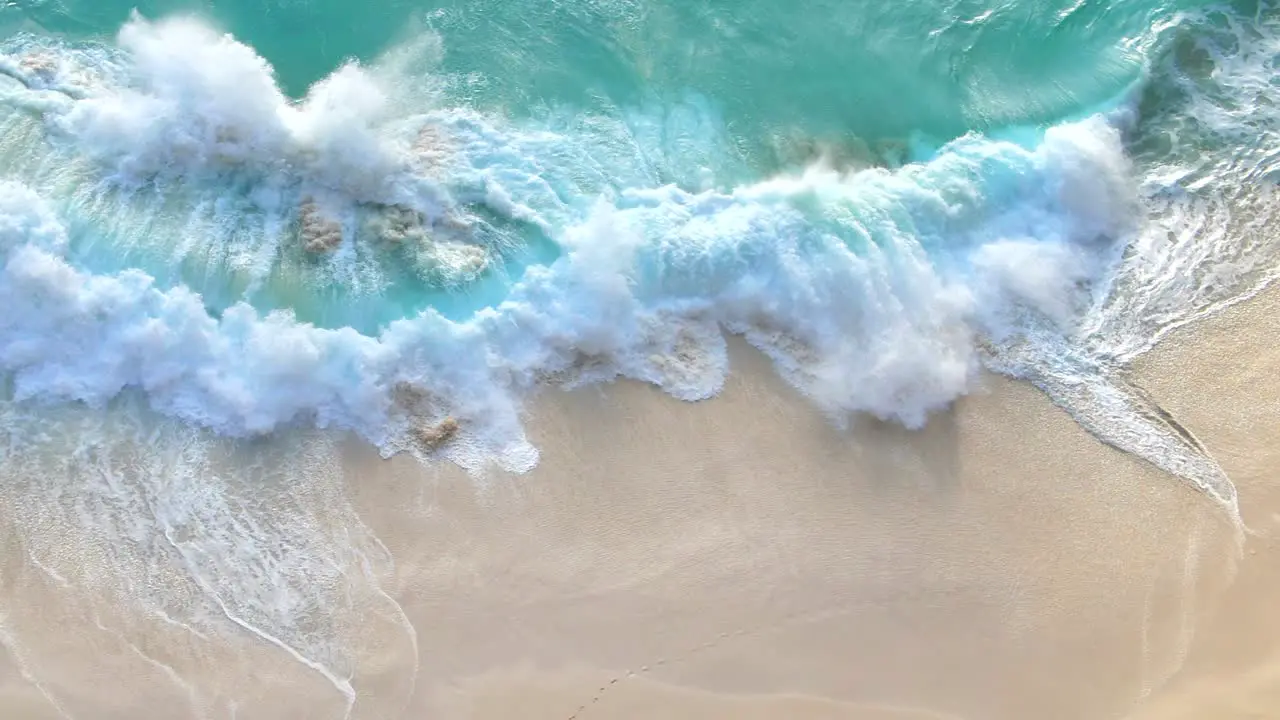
[2,6,1276,516]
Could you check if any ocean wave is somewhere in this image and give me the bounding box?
[1084,2,1280,364]
[0,9,1258,514]
[0,16,1129,464]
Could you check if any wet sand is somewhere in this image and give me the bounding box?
[1121,285,1280,720]
[0,287,1277,718]
[343,325,1247,717]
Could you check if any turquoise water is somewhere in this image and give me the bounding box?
[4,0,1198,154]
[0,0,1275,506]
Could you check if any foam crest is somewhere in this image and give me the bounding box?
[0,108,1134,471]
[1,245,387,436]
[65,16,292,180]
[58,15,433,210]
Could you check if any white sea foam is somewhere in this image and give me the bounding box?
[0,404,413,715]
[0,13,1243,511]
[1083,6,1280,364]
[0,112,1133,471]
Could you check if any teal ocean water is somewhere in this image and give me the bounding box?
[0,0,1275,507]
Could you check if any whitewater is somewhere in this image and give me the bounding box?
[0,1,1276,518]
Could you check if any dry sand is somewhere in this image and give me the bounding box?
[0,285,1278,718]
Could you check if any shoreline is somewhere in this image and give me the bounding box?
[338,334,1237,720]
[0,289,1273,718]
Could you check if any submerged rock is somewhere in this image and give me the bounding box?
[298,199,343,253]
[18,53,58,84]
[366,203,473,244]
[414,123,452,176]
[367,205,427,245]
[392,380,432,411]
[363,203,488,284]
[414,416,459,451]
[393,382,460,453]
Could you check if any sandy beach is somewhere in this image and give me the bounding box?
[0,287,1277,719]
